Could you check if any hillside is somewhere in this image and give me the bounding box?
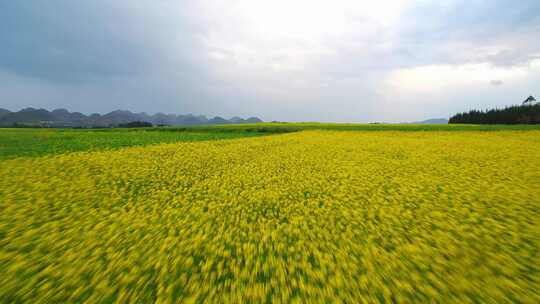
[411,118,448,124]
[0,108,11,118]
[0,108,263,127]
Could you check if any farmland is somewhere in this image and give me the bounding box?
[0,128,266,160]
[1,126,539,302]
[3,124,540,160]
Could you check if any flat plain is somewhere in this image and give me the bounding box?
[0,128,265,160]
[1,125,539,302]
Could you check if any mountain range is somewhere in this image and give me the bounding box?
[0,108,263,127]
[408,118,448,124]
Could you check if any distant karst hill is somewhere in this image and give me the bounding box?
[0,108,11,118]
[409,118,448,124]
[0,108,263,127]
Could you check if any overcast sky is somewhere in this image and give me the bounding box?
[1,0,539,122]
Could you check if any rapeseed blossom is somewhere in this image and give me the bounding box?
[1,131,539,302]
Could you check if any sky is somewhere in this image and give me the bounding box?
[1,0,539,122]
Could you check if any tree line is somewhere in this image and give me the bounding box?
[449,103,540,124]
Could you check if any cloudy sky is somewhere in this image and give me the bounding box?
[1,0,539,122]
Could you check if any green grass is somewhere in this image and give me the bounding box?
[0,128,264,160]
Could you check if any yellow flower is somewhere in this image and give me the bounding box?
[0,130,539,303]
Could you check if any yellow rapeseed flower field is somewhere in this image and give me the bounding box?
[1,131,539,303]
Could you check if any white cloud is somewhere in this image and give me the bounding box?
[198,0,412,73]
[386,63,530,93]
[1,0,539,121]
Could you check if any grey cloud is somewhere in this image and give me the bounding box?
[396,0,540,67]
[490,80,504,86]
[0,1,245,117]
[316,0,540,83]
[485,50,540,68]
[0,1,207,82]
